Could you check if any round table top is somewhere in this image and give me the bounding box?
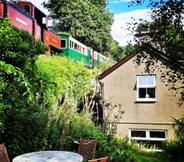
[12,150,83,162]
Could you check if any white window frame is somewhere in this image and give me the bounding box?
[136,75,157,102]
[129,129,167,151]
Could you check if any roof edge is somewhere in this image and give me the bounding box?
[98,48,139,79]
[98,45,184,80]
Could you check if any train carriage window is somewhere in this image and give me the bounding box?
[74,43,77,50]
[77,44,79,51]
[61,39,66,48]
[24,5,31,14]
[72,42,74,49]
[70,40,72,49]
[70,41,74,49]
[84,48,86,55]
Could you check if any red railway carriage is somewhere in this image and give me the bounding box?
[7,4,33,34]
[44,29,49,48]
[17,1,36,18]
[0,1,4,18]
[18,1,48,42]
[0,0,33,34]
[43,29,61,53]
[48,30,61,52]
[18,1,61,53]
[34,21,41,40]
[0,0,62,53]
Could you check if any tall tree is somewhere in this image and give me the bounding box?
[124,43,136,56]
[109,40,124,62]
[129,0,184,60]
[43,0,114,54]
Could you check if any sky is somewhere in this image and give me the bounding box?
[30,0,151,46]
[108,0,151,46]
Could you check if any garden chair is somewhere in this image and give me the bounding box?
[88,156,109,162]
[0,143,10,162]
[78,139,97,160]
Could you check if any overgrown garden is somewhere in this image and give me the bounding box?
[0,18,184,162]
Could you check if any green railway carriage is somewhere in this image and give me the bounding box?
[58,34,108,67]
[93,51,100,67]
[93,51,108,67]
[59,34,93,67]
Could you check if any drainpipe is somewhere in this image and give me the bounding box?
[97,79,104,126]
[99,80,104,99]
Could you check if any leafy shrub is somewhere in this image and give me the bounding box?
[0,18,47,74]
[163,139,184,162]
[162,117,184,162]
[110,149,136,162]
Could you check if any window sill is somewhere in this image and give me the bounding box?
[136,98,157,103]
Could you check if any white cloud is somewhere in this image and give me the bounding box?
[111,9,151,46]
[109,0,132,4]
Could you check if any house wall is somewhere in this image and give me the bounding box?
[101,53,184,141]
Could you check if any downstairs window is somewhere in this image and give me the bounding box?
[129,129,167,151]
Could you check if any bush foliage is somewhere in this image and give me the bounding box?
[0,18,103,160]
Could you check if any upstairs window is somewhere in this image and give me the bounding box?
[137,75,156,102]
